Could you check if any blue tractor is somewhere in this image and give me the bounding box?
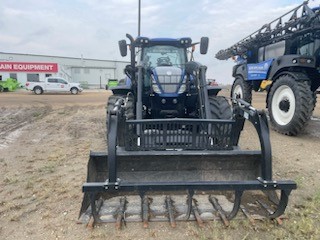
[79,34,296,228]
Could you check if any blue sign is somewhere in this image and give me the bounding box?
[247,59,273,80]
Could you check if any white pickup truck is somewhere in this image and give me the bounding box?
[26,77,83,95]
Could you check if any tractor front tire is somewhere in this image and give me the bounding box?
[267,75,314,136]
[231,76,252,103]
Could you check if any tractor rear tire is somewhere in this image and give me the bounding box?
[124,94,135,121]
[106,94,135,146]
[267,75,314,136]
[231,76,252,103]
[209,96,232,119]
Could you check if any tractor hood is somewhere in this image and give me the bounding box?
[151,66,186,95]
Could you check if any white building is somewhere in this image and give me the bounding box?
[0,52,129,88]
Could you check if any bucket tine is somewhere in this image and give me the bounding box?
[240,205,255,225]
[141,195,150,228]
[257,200,283,225]
[89,193,100,227]
[267,190,291,219]
[87,198,103,229]
[185,189,194,220]
[115,197,127,230]
[209,195,229,227]
[192,199,205,228]
[165,196,176,228]
[227,191,243,220]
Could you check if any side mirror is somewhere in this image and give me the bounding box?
[200,37,209,54]
[118,40,127,57]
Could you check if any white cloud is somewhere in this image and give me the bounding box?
[0,0,316,83]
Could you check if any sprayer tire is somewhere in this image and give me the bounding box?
[231,76,252,103]
[267,75,314,136]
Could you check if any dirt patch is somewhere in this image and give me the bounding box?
[0,90,319,239]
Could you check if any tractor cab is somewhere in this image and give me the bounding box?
[118,36,208,118]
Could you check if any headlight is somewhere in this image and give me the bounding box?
[177,84,186,94]
[177,75,187,94]
[151,75,161,94]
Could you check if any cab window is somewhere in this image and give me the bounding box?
[298,42,315,56]
[58,79,68,84]
[48,78,57,83]
[264,41,285,60]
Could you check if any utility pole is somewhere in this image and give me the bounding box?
[138,0,141,36]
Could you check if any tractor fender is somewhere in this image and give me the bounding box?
[111,86,132,96]
[268,55,315,80]
[265,71,310,107]
[207,86,222,96]
[232,64,248,80]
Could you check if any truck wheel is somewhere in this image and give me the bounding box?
[70,87,79,94]
[267,75,314,136]
[209,96,232,119]
[34,86,43,95]
[231,76,252,103]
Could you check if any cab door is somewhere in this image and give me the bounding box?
[46,78,59,91]
[57,78,69,92]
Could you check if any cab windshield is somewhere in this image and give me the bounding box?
[141,45,187,68]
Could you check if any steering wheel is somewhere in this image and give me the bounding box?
[157,57,172,66]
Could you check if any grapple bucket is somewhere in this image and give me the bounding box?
[79,104,296,227]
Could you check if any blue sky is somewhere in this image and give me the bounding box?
[0,0,318,83]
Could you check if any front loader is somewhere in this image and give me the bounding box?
[79,34,296,228]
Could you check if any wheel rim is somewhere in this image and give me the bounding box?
[35,88,41,94]
[71,88,77,94]
[233,84,243,99]
[271,85,295,125]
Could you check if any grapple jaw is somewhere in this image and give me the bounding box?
[79,99,297,228]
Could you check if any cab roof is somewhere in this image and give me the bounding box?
[134,36,193,48]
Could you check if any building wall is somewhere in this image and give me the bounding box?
[0,52,129,88]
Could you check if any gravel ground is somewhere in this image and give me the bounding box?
[0,89,319,240]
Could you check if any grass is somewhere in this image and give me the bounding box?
[32,111,43,118]
[39,163,57,174]
[3,177,18,184]
[294,175,306,187]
